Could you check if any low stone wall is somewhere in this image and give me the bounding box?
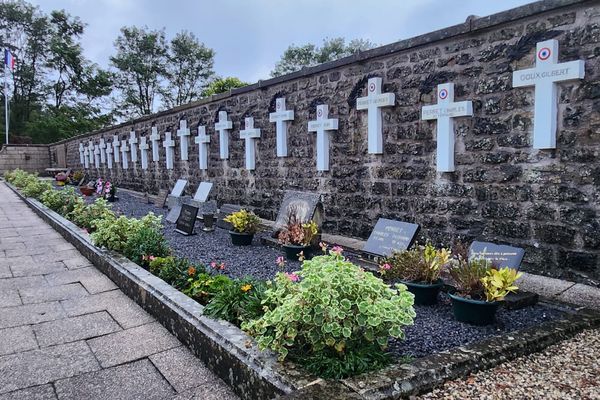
[0,144,50,175]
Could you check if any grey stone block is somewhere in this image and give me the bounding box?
[0,276,47,291]
[0,341,100,394]
[0,301,65,329]
[0,384,57,400]
[44,267,117,294]
[0,326,37,356]
[517,272,576,298]
[34,311,121,348]
[54,359,175,400]
[10,261,67,277]
[172,383,239,400]
[0,289,21,307]
[556,284,600,309]
[19,282,88,304]
[87,321,181,368]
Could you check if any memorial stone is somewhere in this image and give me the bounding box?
[363,218,420,257]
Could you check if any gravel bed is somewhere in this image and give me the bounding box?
[419,328,600,400]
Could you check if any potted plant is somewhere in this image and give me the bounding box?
[223,209,260,246]
[448,246,522,325]
[105,181,117,202]
[55,172,68,186]
[72,170,85,186]
[379,243,450,305]
[277,209,319,260]
[79,181,95,196]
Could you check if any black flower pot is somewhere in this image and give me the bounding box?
[282,244,310,260]
[448,293,499,325]
[107,195,117,202]
[400,279,444,306]
[229,231,253,246]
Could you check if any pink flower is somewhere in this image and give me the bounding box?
[382,263,391,270]
[210,261,217,269]
[285,272,299,282]
[149,256,156,261]
[319,241,328,253]
[210,261,225,270]
[276,256,286,268]
[331,245,343,256]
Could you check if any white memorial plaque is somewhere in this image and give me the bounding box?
[171,179,187,197]
[129,130,138,163]
[214,111,232,159]
[194,125,210,170]
[93,144,100,168]
[177,119,191,161]
[106,142,114,169]
[99,138,107,164]
[308,104,338,171]
[193,182,213,202]
[512,39,585,149]
[356,77,395,154]
[139,135,149,170]
[112,135,120,163]
[269,98,294,157]
[149,126,161,162]
[163,131,175,170]
[240,117,261,171]
[421,83,473,172]
[78,143,85,165]
[120,139,129,169]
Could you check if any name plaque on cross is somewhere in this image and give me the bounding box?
[194,126,210,170]
[139,135,149,170]
[120,139,129,169]
[149,126,160,162]
[214,111,232,159]
[308,104,338,171]
[129,131,138,163]
[512,39,585,149]
[421,83,473,172]
[177,119,191,161]
[240,117,261,171]
[269,98,294,157]
[112,135,120,163]
[163,131,175,170]
[356,77,395,154]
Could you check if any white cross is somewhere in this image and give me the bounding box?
[194,125,210,170]
[421,83,473,172]
[239,117,261,171]
[129,130,138,163]
[112,135,120,163]
[512,39,585,149]
[308,105,339,171]
[149,126,161,162]
[356,77,395,154]
[139,135,149,170]
[106,142,114,169]
[87,141,94,168]
[93,144,101,169]
[177,119,191,161]
[99,138,107,164]
[78,143,85,165]
[120,139,129,169]
[269,98,294,157]
[83,146,90,169]
[163,131,175,170]
[214,111,232,159]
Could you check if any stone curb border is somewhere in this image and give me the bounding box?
[6,181,600,399]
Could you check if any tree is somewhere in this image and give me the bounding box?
[161,31,215,109]
[201,77,249,97]
[271,37,376,77]
[110,26,167,117]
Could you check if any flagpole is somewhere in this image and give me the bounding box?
[3,57,8,145]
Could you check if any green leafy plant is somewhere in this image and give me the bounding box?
[91,213,162,253]
[183,273,233,305]
[380,243,451,284]
[22,178,52,199]
[72,170,85,183]
[68,198,115,232]
[123,226,170,267]
[224,209,260,234]
[203,278,268,325]
[39,186,80,216]
[149,256,204,289]
[242,254,416,379]
[449,251,492,300]
[481,267,522,302]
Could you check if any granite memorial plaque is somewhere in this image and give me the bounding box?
[193,182,213,202]
[274,190,323,231]
[154,189,169,208]
[175,203,199,235]
[166,204,182,224]
[469,241,525,270]
[171,179,187,197]
[363,218,420,257]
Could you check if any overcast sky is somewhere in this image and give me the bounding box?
[30,0,534,83]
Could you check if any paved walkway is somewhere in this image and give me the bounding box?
[0,184,238,400]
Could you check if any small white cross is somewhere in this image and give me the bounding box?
[512,39,585,149]
[239,117,261,171]
[93,144,101,169]
[308,105,339,171]
[163,131,175,170]
[87,141,94,168]
[99,138,107,164]
[120,139,130,169]
[112,135,120,163]
[356,77,395,154]
[149,126,161,162]
[194,126,210,170]
[422,83,473,172]
[106,142,114,169]
[177,119,191,161]
[214,111,233,159]
[269,98,294,157]
[78,143,85,165]
[83,146,90,169]
[139,136,149,170]
[129,130,138,163]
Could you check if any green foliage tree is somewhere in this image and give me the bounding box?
[201,77,249,97]
[271,37,376,77]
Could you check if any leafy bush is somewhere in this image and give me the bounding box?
[123,225,170,267]
[481,267,522,302]
[148,256,203,289]
[380,243,451,283]
[223,209,260,234]
[449,255,491,300]
[22,179,52,199]
[8,169,35,188]
[242,254,416,378]
[203,278,268,325]
[69,198,115,232]
[91,213,162,253]
[183,273,233,304]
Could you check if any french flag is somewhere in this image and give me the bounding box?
[4,49,15,71]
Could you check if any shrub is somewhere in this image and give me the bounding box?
[91,212,163,253]
[203,278,268,325]
[242,254,416,378]
[22,179,52,199]
[449,255,491,300]
[149,256,204,289]
[8,169,35,188]
[380,243,451,283]
[123,225,170,267]
[183,273,233,305]
[69,198,115,232]
[481,267,522,302]
[223,209,260,234]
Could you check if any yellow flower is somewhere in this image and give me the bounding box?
[241,284,252,292]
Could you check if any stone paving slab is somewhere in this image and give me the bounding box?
[0,384,57,400]
[10,260,67,277]
[0,276,47,291]
[44,267,117,294]
[0,326,37,356]
[19,282,88,304]
[0,290,20,308]
[33,311,122,348]
[0,301,65,329]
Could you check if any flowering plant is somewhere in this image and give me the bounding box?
[224,209,260,234]
[277,208,319,246]
[379,243,451,284]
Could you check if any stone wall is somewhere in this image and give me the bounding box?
[0,144,51,175]
[50,0,600,285]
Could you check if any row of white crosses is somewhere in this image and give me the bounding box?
[78,39,584,173]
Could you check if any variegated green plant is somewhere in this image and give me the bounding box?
[481,267,522,302]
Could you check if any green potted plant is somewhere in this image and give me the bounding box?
[448,246,522,325]
[223,209,260,246]
[55,172,68,186]
[277,211,319,260]
[379,243,450,305]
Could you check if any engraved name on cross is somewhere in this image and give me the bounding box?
[421,83,473,172]
[240,117,261,171]
[356,77,395,154]
[214,111,232,159]
[149,126,160,162]
[163,131,175,170]
[308,105,338,171]
[120,139,129,169]
[129,131,138,163]
[269,98,294,157]
[112,135,120,163]
[139,135,149,170]
[99,138,107,164]
[177,119,191,161]
[512,39,585,149]
[194,125,210,170]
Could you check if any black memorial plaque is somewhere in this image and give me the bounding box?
[175,204,199,236]
[469,241,525,269]
[363,218,420,257]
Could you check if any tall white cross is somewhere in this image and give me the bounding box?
[308,105,339,172]
[240,117,261,171]
[214,111,232,159]
[356,77,395,154]
[163,131,175,170]
[120,139,129,169]
[421,83,473,172]
[269,98,294,157]
[78,143,85,165]
[149,126,160,162]
[194,125,210,170]
[129,131,138,163]
[106,142,114,169]
[139,135,149,170]
[177,119,191,161]
[87,140,94,168]
[83,146,90,169]
[512,39,585,149]
[112,135,120,163]
[99,138,107,164]
[93,144,101,168]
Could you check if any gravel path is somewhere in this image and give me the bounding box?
[419,328,600,400]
